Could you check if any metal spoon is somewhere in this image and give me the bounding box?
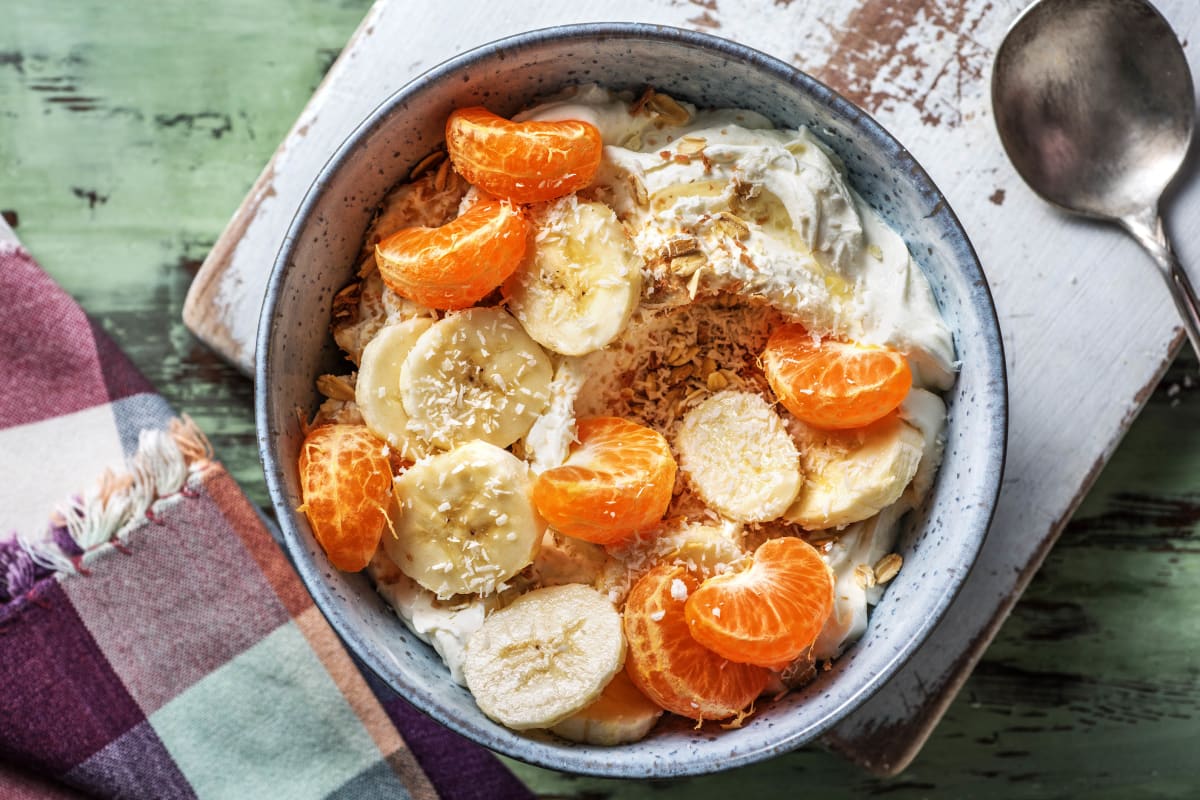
[992,0,1200,355]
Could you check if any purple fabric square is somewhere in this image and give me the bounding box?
[0,579,145,773]
[61,490,292,715]
[0,763,89,799]
[87,317,155,406]
[0,249,112,430]
[361,670,534,800]
[63,720,195,800]
[0,537,51,603]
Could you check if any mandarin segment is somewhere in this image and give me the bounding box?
[445,106,603,204]
[762,324,912,430]
[624,564,770,721]
[685,537,834,669]
[375,199,529,310]
[297,424,393,572]
[532,417,677,545]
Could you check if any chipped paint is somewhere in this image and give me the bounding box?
[154,111,234,139]
[816,0,998,128]
[0,50,25,73]
[71,187,109,209]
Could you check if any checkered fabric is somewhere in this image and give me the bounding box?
[0,238,534,800]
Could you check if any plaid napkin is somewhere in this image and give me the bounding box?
[0,228,534,800]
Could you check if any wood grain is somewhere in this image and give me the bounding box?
[818,0,995,128]
[7,0,1200,794]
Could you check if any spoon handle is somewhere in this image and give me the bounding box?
[1120,208,1200,360]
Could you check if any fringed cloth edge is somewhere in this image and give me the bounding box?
[0,416,214,602]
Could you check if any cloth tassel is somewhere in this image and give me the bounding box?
[5,415,212,595]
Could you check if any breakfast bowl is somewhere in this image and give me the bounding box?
[256,23,1006,777]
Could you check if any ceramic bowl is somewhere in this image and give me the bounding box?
[257,23,1007,777]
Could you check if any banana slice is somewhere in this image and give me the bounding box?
[386,440,544,599]
[783,412,924,530]
[505,196,643,356]
[356,317,435,461]
[675,390,802,522]
[550,669,663,746]
[400,307,553,450]
[463,583,626,730]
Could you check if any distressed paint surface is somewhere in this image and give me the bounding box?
[5,0,1200,794]
[0,0,365,502]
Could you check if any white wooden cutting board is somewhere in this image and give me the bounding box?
[183,0,1200,774]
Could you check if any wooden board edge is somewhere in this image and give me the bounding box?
[180,158,278,373]
[180,0,390,371]
[0,215,17,246]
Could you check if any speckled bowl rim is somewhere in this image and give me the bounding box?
[258,22,1008,777]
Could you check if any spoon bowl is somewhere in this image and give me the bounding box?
[993,0,1200,353]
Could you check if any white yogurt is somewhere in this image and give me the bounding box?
[523,85,956,390]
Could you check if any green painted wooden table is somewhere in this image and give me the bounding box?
[4,2,1199,796]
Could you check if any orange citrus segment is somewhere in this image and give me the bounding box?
[761,323,912,429]
[532,417,677,545]
[375,199,528,310]
[685,537,834,669]
[297,424,393,572]
[624,564,770,721]
[445,106,603,204]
